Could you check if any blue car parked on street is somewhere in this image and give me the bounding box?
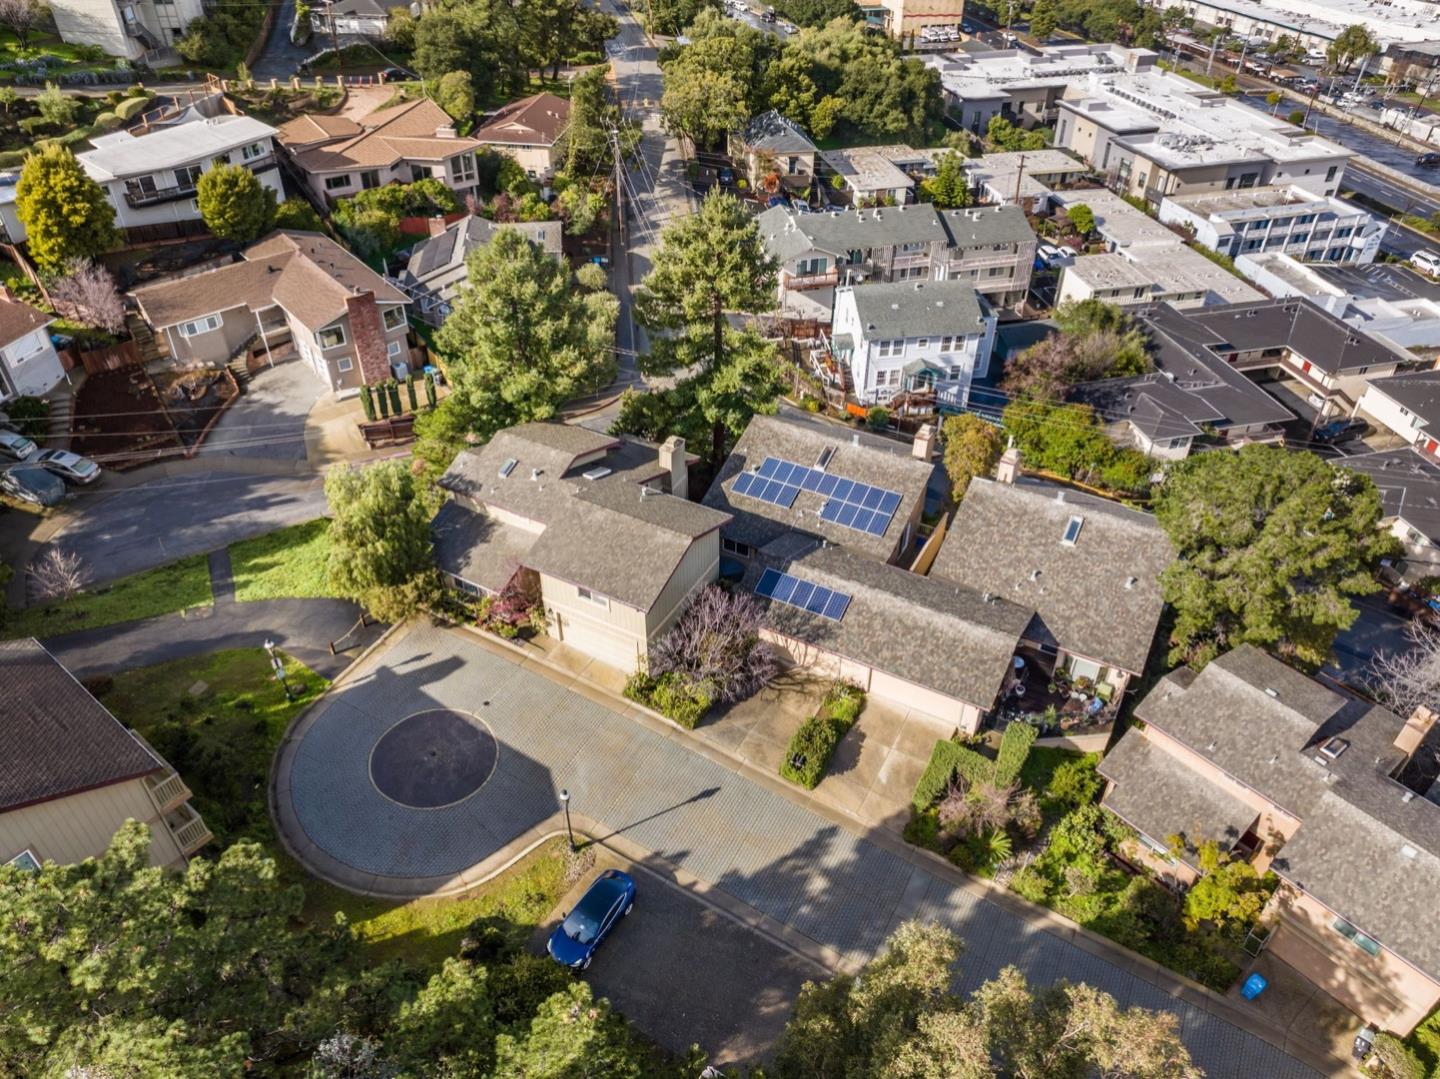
[547,869,636,970]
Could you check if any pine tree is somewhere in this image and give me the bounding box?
[15,145,119,273]
[325,460,440,622]
[634,189,782,469]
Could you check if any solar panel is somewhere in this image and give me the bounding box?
[752,568,851,622]
[735,457,901,539]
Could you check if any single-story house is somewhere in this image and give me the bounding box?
[0,639,212,871]
[131,230,411,392]
[0,290,62,402]
[928,474,1172,705]
[472,93,571,180]
[397,215,563,326]
[1099,644,1440,1036]
[277,98,487,205]
[435,423,730,672]
[310,0,390,37]
[817,146,917,205]
[702,412,935,568]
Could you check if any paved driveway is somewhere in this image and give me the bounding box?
[197,358,322,464]
[278,624,1324,1077]
[37,471,325,592]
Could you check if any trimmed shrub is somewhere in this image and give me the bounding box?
[359,384,375,422]
[4,395,49,438]
[18,116,52,136]
[780,714,843,789]
[912,739,997,812]
[994,721,1038,786]
[387,380,402,415]
[648,671,711,729]
[424,371,437,408]
[115,96,152,121]
[824,681,864,725]
[91,112,122,133]
[406,375,418,411]
[375,384,390,418]
[0,150,28,169]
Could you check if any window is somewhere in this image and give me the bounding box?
[577,586,609,609]
[1332,917,1381,957]
[315,325,346,349]
[178,314,221,337]
[939,336,955,352]
[1325,165,1338,182]
[387,339,403,358]
[449,152,477,184]
[722,537,754,558]
[987,266,1006,277]
[796,256,827,276]
[241,141,266,161]
[361,170,381,190]
[336,356,353,373]
[382,306,406,331]
[324,175,352,191]
[915,338,929,349]
[175,164,202,188]
[7,849,39,871]
[877,339,904,358]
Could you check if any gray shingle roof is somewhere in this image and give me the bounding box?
[403,217,562,300]
[702,413,933,563]
[438,424,728,611]
[1098,731,1260,870]
[757,204,953,260]
[738,109,816,154]
[938,203,1035,248]
[1071,372,1224,442]
[1180,297,1412,377]
[929,479,1172,674]
[845,279,989,341]
[431,500,538,593]
[1342,447,1440,545]
[743,541,1031,708]
[1366,369,1440,432]
[0,640,162,812]
[1127,644,1440,981]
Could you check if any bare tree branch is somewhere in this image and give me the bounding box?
[49,259,127,336]
[29,548,87,604]
[0,0,50,51]
[1366,621,1440,721]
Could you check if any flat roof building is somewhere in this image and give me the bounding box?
[1159,184,1386,267]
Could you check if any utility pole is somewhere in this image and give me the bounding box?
[1013,152,1025,206]
[327,8,345,78]
[1205,31,1220,77]
[611,125,626,248]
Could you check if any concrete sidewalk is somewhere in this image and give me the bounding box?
[271,621,1344,1078]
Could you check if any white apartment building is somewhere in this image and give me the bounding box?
[51,0,201,59]
[830,279,996,409]
[1159,185,1385,265]
[77,115,282,240]
[1145,0,1440,57]
[1055,70,1351,207]
[923,44,1157,136]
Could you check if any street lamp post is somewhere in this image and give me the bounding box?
[263,638,294,701]
[559,789,575,850]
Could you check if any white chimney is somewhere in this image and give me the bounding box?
[995,445,1020,484]
[912,422,936,461]
[659,434,688,499]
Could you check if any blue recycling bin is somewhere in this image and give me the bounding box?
[1240,973,1268,1001]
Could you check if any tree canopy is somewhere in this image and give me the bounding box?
[195,162,278,243]
[773,920,1201,1079]
[435,226,617,440]
[1327,24,1379,72]
[921,150,970,209]
[1002,299,1150,401]
[15,144,119,273]
[1154,446,1396,669]
[631,189,782,469]
[941,413,1004,499]
[325,460,441,622]
[1002,398,1152,497]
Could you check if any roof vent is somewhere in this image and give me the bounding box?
[982,591,992,603]
[530,468,541,481]
[1402,843,1418,858]
[1055,490,1065,503]
[851,433,860,446]
[1029,568,1041,581]
[1319,736,1349,761]
[581,466,612,481]
[1206,740,1218,752]
[1403,789,1416,803]
[1264,687,1279,698]
[640,485,656,498]
[1124,575,1138,589]
[499,457,518,478]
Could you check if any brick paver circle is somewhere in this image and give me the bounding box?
[369,709,498,809]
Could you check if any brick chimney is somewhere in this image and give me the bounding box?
[659,435,687,499]
[345,291,391,386]
[912,422,936,461]
[1394,705,1439,759]
[996,444,1020,484]
[427,215,449,237]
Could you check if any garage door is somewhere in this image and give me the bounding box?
[869,669,966,728]
[554,610,644,673]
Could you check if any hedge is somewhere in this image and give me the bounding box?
[624,670,712,730]
[994,721,1038,786]
[115,95,153,121]
[780,682,866,790]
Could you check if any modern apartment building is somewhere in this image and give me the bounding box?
[1158,185,1386,266]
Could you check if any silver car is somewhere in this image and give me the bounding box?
[35,449,101,484]
[0,430,36,461]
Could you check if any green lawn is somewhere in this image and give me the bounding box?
[228,518,336,601]
[98,645,576,971]
[4,554,213,640]
[1405,1008,1440,1074]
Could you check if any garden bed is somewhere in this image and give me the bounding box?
[779,682,865,789]
[70,364,239,466]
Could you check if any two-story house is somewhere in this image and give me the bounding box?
[1357,370,1440,460]
[131,231,411,392]
[728,110,818,194]
[1344,448,1440,584]
[472,93,571,181]
[830,279,996,409]
[76,114,282,241]
[309,0,390,37]
[1,639,212,871]
[277,98,486,205]
[757,202,1035,322]
[434,424,730,672]
[0,290,63,402]
[1099,645,1440,1036]
[396,215,563,327]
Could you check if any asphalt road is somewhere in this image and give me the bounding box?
[1324,595,1418,683]
[574,861,822,1065]
[36,471,326,592]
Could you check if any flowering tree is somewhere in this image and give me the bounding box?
[49,259,126,335]
[648,585,777,703]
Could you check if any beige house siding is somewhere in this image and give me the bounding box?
[541,572,648,672]
[644,533,721,640]
[0,779,185,870]
[163,304,258,365]
[1265,884,1440,1036]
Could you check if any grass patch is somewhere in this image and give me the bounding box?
[1405,1007,1440,1075]
[96,647,327,845]
[229,518,335,601]
[4,554,213,640]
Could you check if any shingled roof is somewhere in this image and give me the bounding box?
[929,479,1171,675]
[281,98,483,173]
[0,640,162,813]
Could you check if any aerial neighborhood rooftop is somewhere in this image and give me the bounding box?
[5,2,1440,1074]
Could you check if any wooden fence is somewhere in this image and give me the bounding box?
[62,340,142,375]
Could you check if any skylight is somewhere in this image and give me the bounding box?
[1061,515,1084,546]
[498,457,518,479]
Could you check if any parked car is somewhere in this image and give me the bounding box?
[1412,250,1440,277]
[0,466,65,507]
[1314,417,1371,444]
[379,67,416,82]
[779,19,797,33]
[1418,152,1440,168]
[546,869,635,970]
[34,449,101,485]
[0,430,36,461]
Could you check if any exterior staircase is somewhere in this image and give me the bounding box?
[43,387,71,449]
[226,354,250,395]
[126,312,163,365]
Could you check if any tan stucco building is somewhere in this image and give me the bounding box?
[0,640,212,873]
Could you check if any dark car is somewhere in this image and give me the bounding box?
[1314,417,1371,444]
[1418,152,1440,168]
[1,466,65,506]
[547,869,635,970]
[380,67,416,81]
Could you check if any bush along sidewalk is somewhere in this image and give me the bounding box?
[624,669,712,729]
[779,682,866,789]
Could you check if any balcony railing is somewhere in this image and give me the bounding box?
[783,269,839,290]
[166,803,213,856]
[131,729,192,812]
[124,153,278,207]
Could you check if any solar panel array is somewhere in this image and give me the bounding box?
[731,456,902,538]
[754,567,851,622]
